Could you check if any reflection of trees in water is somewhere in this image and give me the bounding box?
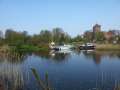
[34,51,71,63]
[93,52,101,64]
[95,51,120,59]
[51,53,71,62]
[0,61,24,90]
[81,50,120,64]
[34,51,50,59]
[73,49,81,55]
[82,50,95,58]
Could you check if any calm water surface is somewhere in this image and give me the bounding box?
[0,50,120,90]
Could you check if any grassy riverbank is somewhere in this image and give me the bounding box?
[0,44,49,53]
[96,44,120,51]
[0,44,120,53]
[14,44,50,52]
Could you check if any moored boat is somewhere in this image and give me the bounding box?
[79,43,95,50]
[49,42,74,51]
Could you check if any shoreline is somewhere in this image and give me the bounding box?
[0,44,120,53]
[95,44,120,51]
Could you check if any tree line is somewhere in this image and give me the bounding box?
[0,28,120,47]
[0,28,72,46]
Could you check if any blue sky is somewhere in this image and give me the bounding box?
[0,0,120,36]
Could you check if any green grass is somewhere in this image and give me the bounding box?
[96,44,120,51]
[15,44,49,52]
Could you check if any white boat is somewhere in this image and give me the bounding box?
[55,44,73,50]
[49,42,73,51]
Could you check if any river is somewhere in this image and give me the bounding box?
[0,50,120,90]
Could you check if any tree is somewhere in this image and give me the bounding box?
[52,28,71,44]
[95,32,105,43]
[5,29,28,45]
[52,28,63,43]
[0,30,4,45]
[84,31,93,42]
[118,36,120,44]
[72,35,83,42]
[39,30,52,44]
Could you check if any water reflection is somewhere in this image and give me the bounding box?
[49,50,72,61]
[0,50,120,64]
[80,50,120,64]
[0,50,120,90]
[34,50,72,63]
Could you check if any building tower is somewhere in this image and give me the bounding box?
[93,24,101,33]
[92,24,101,42]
